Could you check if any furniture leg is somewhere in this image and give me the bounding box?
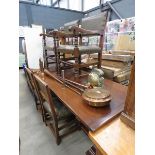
[56,136,61,145]
[74,57,79,77]
[78,55,81,75]
[97,51,102,68]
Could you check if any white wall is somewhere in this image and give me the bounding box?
[23,25,44,69]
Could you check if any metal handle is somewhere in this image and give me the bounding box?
[62,70,65,87]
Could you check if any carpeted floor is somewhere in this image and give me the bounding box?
[19,69,92,155]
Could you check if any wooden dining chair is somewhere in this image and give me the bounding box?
[33,74,78,145]
[56,11,109,77]
[46,19,80,74]
[25,67,40,110]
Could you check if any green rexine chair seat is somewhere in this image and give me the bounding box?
[57,45,101,54]
[43,97,72,120]
[44,46,54,51]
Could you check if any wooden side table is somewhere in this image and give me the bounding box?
[87,117,135,155]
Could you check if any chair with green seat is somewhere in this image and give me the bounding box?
[57,11,109,77]
[40,20,80,71]
[25,67,41,111]
[25,67,50,123]
[47,19,80,73]
[40,29,60,69]
[33,74,78,145]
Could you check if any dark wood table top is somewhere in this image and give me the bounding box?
[35,69,127,132]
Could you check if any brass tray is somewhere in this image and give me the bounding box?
[82,88,112,107]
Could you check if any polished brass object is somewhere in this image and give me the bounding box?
[82,87,112,107]
[88,68,104,87]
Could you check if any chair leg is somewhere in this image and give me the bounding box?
[44,113,50,126]
[30,90,39,110]
[40,104,45,122]
[74,57,79,77]
[55,128,61,145]
[54,121,61,145]
[34,95,39,110]
[44,118,47,126]
[42,114,45,123]
[56,136,61,145]
[57,51,61,75]
[19,137,21,152]
[97,52,102,68]
[78,55,81,75]
[27,83,33,94]
[62,53,66,68]
[47,120,61,145]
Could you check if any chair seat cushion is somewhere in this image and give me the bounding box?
[58,45,101,54]
[43,97,72,120]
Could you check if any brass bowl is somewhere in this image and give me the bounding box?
[82,88,112,107]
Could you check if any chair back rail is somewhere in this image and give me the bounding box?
[33,75,58,125]
[25,67,42,110]
[81,12,108,33]
[63,19,80,33]
[25,67,34,91]
[34,75,77,145]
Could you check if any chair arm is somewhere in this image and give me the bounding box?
[69,26,100,36]
[48,30,74,38]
